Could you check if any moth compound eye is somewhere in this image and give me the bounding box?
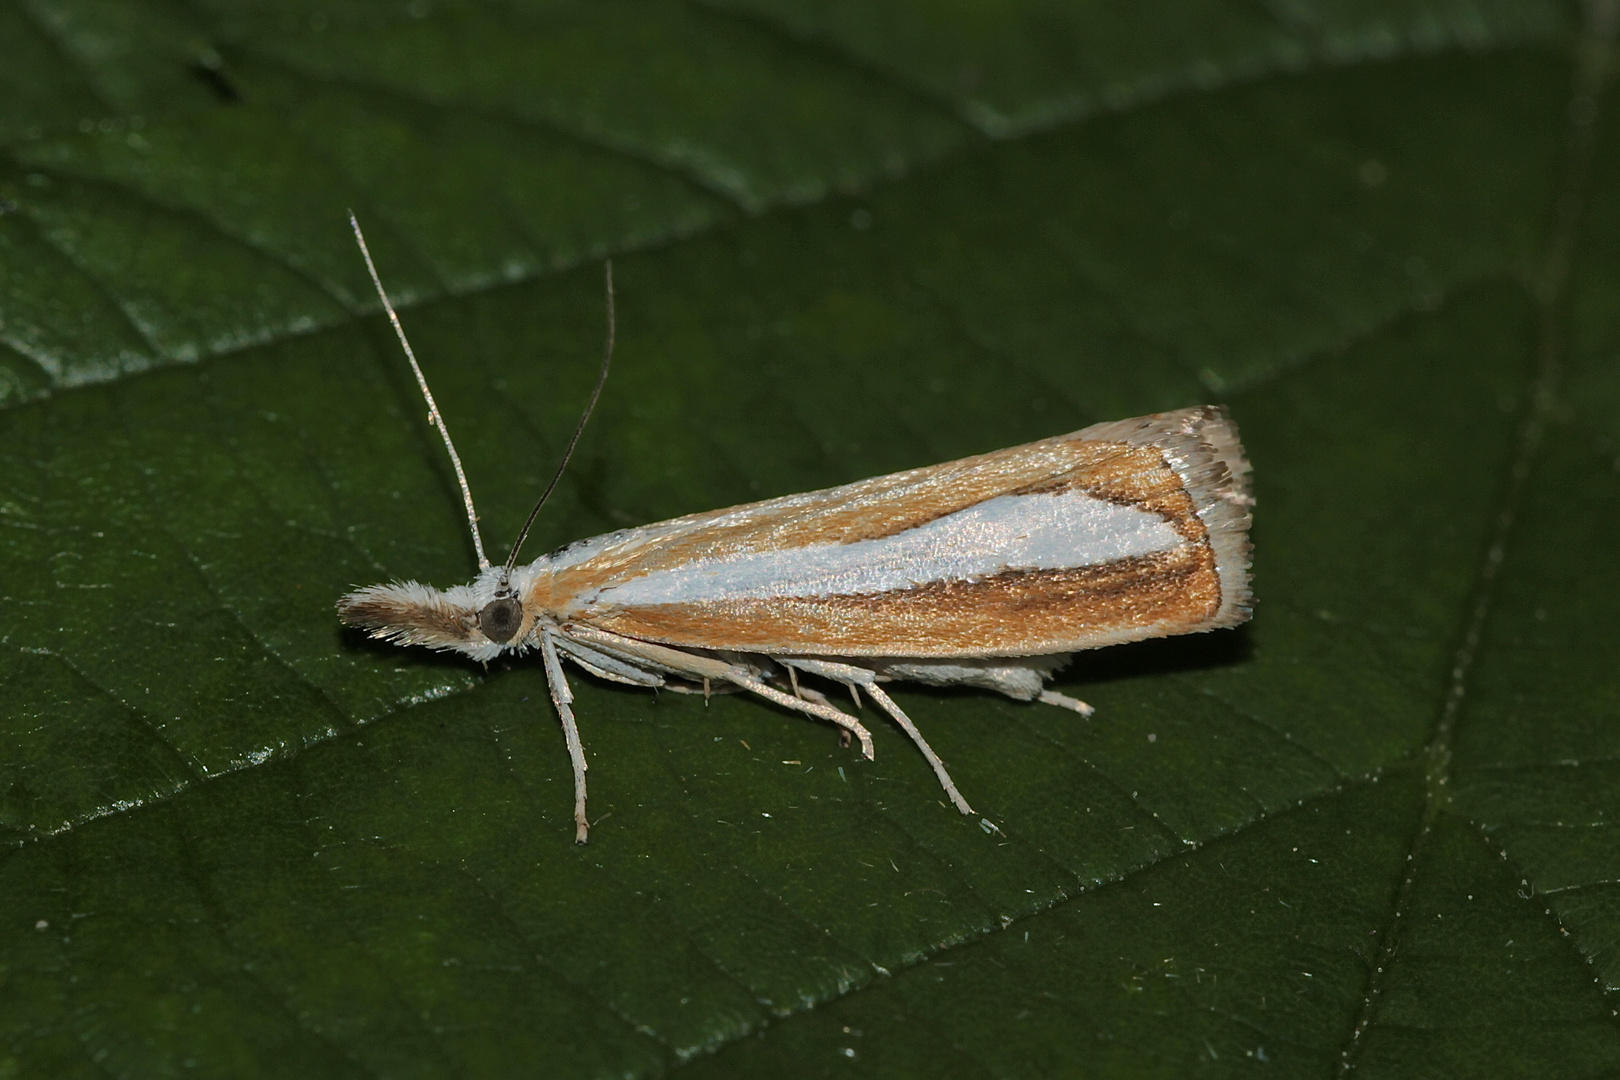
[478,597,524,644]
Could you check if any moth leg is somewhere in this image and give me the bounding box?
[565,627,875,759]
[728,673,875,759]
[879,657,1093,717]
[662,681,743,696]
[781,659,973,816]
[790,680,830,708]
[866,683,973,814]
[779,682,854,749]
[1037,689,1094,716]
[553,636,665,689]
[540,629,591,844]
[777,664,852,743]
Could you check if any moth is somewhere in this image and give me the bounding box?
[337,216,1254,842]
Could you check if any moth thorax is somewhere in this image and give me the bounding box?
[478,594,524,643]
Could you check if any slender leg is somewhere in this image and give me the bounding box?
[563,627,875,758]
[554,636,665,688]
[876,658,1089,715]
[1037,689,1095,716]
[862,683,974,815]
[789,683,856,746]
[726,672,875,759]
[781,658,973,815]
[540,629,591,843]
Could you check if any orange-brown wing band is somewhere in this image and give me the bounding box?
[568,546,1223,658]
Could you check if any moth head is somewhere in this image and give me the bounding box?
[337,565,539,662]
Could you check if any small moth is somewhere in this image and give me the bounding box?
[338,216,1254,842]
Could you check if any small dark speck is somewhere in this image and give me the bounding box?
[0,198,17,215]
[189,60,242,103]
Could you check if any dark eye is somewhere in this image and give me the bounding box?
[477,597,524,644]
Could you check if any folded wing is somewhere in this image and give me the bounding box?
[526,407,1253,657]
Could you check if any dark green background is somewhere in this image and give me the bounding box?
[3,1,1618,1076]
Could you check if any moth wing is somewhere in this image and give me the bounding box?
[528,407,1252,658]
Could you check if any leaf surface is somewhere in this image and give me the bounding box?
[2,2,1617,1077]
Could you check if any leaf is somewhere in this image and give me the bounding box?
[2,2,1617,1077]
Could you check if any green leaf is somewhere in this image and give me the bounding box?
[2,2,1617,1077]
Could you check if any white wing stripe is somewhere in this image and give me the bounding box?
[587,490,1185,607]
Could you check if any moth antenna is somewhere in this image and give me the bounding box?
[503,260,614,577]
[349,211,491,570]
